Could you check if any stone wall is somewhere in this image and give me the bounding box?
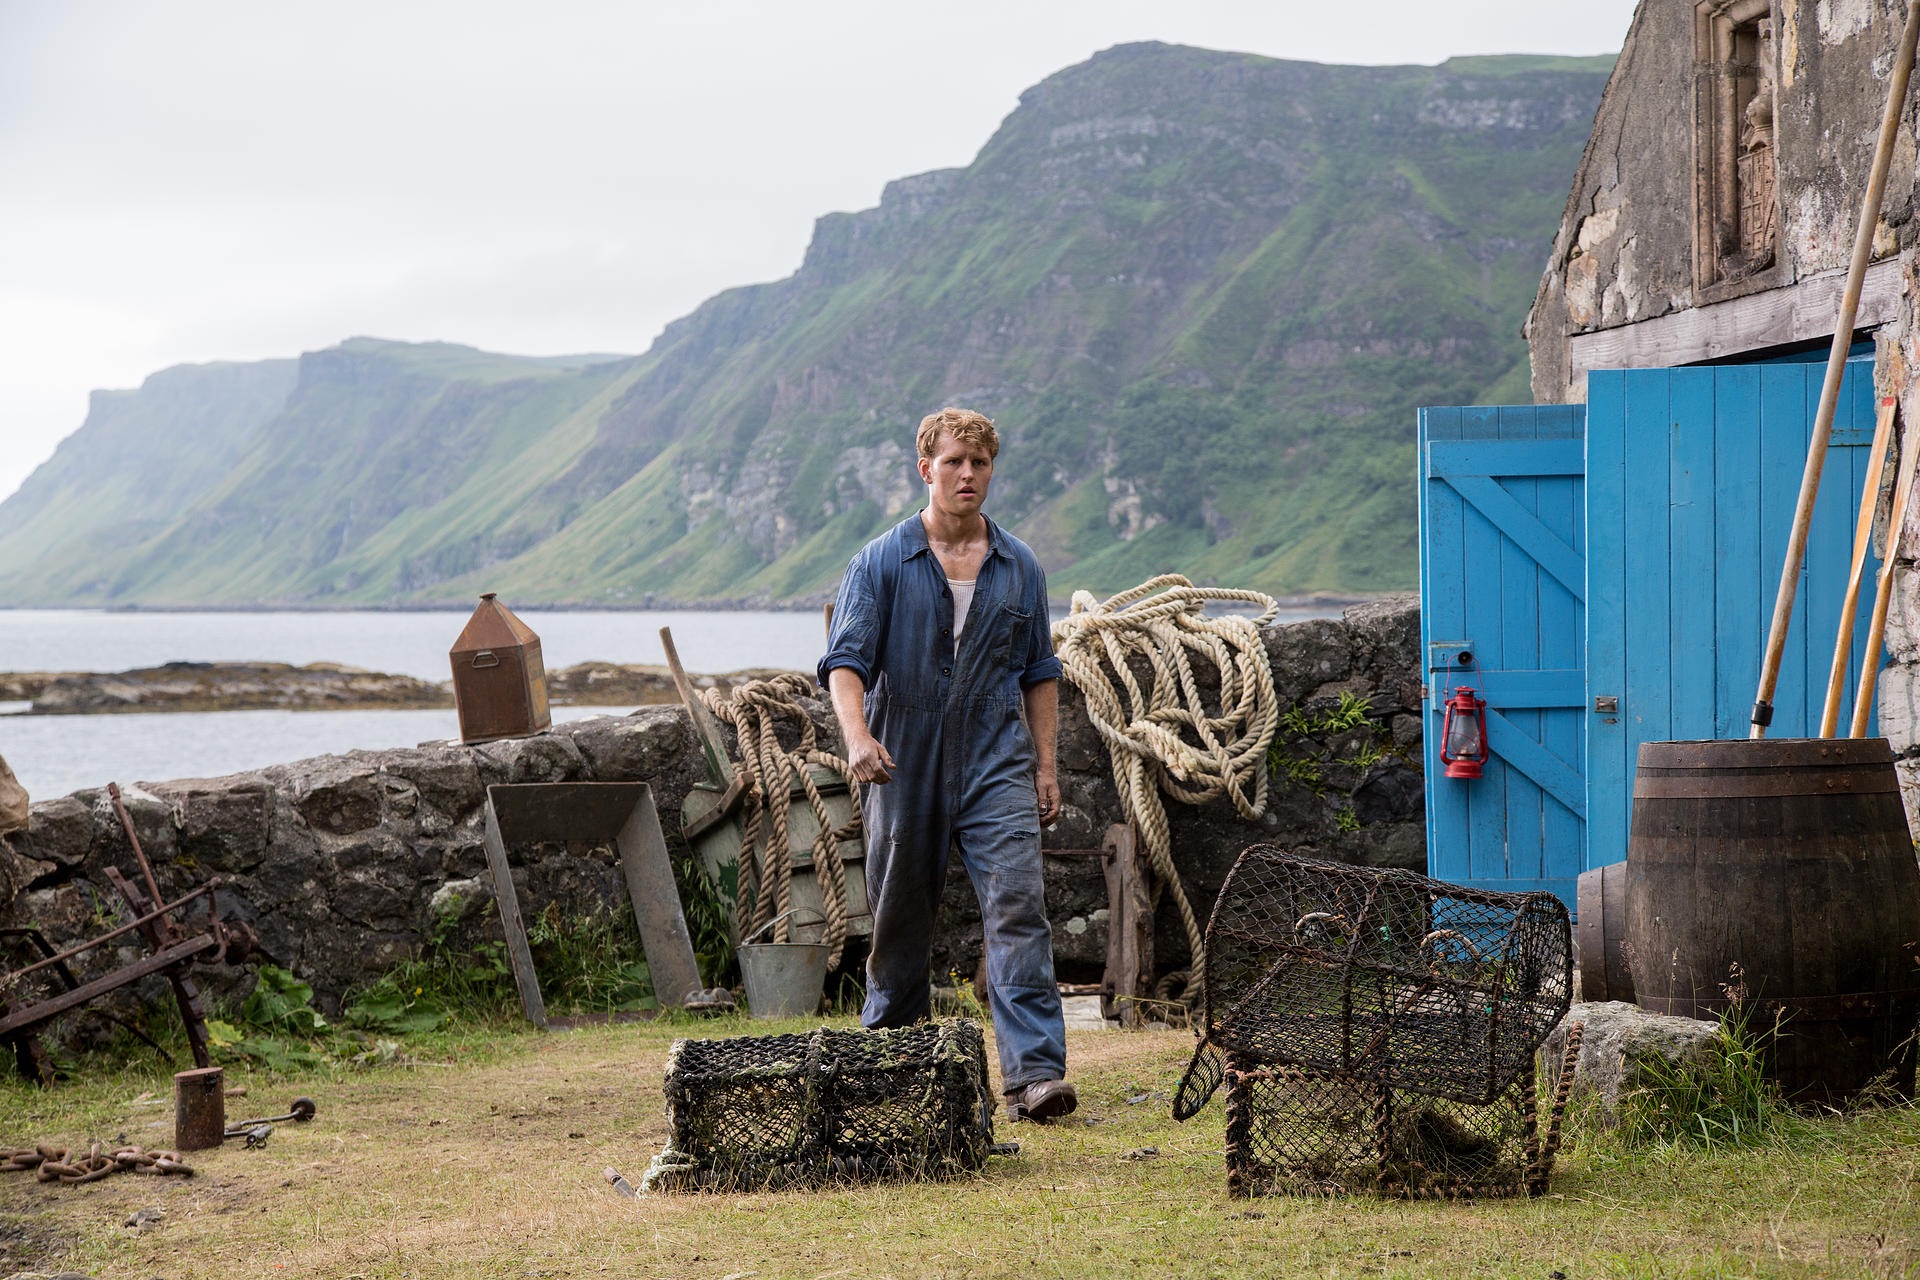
[1526,0,1917,405]
[0,597,1424,1022]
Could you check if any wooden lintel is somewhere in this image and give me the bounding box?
[1569,258,1901,376]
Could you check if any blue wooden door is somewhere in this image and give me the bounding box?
[1418,405,1588,903]
[1582,355,1881,870]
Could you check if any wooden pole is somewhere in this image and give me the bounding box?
[659,626,738,789]
[1751,0,1920,737]
[1820,397,1898,735]
[1854,402,1916,737]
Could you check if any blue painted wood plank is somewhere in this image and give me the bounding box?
[1459,408,1510,882]
[1474,669,1586,705]
[1759,364,1813,735]
[1418,407,1471,885]
[1668,368,1718,741]
[1485,709,1586,817]
[1712,365,1763,739]
[1584,372,1628,871]
[1622,369,1674,789]
[1532,409,1585,891]
[1427,439,1585,477]
[1496,407,1547,886]
[1446,477,1586,600]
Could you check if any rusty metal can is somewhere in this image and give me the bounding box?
[174,1065,225,1151]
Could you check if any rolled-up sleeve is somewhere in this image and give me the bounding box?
[818,548,882,690]
[1018,558,1062,687]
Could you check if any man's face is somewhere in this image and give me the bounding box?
[919,431,994,518]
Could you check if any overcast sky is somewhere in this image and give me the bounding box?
[0,1,1635,503]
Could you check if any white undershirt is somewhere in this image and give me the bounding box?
[948,577,977,658]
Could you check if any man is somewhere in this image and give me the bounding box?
[818,407,1076,1123]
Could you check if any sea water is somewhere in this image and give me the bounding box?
[0,603,1339,801]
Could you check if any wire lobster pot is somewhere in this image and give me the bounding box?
[1221,1035,1582,1200]
[1175,847,1573,1117]
[645,1019,996,1191]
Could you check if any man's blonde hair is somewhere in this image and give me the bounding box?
[916,407,1000,460]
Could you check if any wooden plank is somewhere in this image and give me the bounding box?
[1584,373,1628,872]
[483,800,548,1029]
[1426,437,1585,477]
[1459,407,1509,885]
[1445,476,1586,600]
[1529,406,1585,894]
[1569,258,1901,375]
[615,785,705,1010]
[1759,364,1813,734]
[1622,368,1674,766]
[1418,407,1471,887]
[1485,709,1586,818]
[1496,406,1547,888]
[659,626,738,789]
[1099,823,1152,1028]
[1667,368,1718,742]
[1712,365,1764,738]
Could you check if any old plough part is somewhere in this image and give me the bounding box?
[0,782,256,1083]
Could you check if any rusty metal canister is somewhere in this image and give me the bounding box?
[450,593,551,744]
[174,1065,225,1151]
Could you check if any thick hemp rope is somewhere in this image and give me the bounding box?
[1051,574,1281,1007]
[701,673,862,968]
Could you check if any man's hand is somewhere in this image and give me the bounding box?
[845,731,896,785]
[1036,768,1061,826]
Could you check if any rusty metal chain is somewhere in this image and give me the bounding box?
[2,1141,194,1183]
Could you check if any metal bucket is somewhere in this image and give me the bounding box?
[738,943,830,1020]
[738,908,830,1020]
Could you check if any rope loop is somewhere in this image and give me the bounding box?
[1052,576,1282,1007]
[702,674,861,968]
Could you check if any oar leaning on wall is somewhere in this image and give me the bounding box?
[1757,0,1920,739]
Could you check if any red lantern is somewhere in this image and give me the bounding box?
[1440,686,1489,779]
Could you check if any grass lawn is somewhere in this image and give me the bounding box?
[1,1018,1915,1279]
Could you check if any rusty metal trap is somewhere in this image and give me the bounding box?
[1173,847,1582,1199]
[1220,1029,1583,1200]
[1174,847,1573,1115]
[642,1019,1003,1191]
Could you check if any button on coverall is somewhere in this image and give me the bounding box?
[818,512,1066,1090]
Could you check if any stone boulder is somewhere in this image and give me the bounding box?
[1544,1000,1722,1118]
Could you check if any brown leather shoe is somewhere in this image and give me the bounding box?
[1005,1079,1078,1123]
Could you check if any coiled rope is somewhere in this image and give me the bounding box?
[701,673,861,968]
[1052,575,1281,1007]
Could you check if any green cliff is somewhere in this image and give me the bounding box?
[0,44,1611,607]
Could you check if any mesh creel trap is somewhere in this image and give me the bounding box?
[1221,1040,1582,1200]
[644,1019,997,1191]
[1174,847,1573,1116]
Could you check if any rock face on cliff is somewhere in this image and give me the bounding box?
[0,45,1609,608]
[0,599,1423,1028]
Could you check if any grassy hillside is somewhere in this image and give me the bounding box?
[0,45,1610,607]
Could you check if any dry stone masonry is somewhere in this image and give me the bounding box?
[0,598,1424,1030]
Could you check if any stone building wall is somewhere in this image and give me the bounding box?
[1527,0,1917,405]
[1524,0,1920,817]
[0,597,1424,1024]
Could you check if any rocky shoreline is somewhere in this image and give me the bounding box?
[0,661,797,715]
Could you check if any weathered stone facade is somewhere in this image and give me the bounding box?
[0,598,1424,1029]
[1526,0,1920,818]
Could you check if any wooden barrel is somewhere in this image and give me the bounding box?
[1575,860,1634,1004]
[1627,737,1920,1104]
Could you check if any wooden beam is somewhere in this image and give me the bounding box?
[1568,259,1901,376]
[1100,823,1153,1029]
[659,626,738,790]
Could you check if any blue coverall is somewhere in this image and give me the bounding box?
[818,511,1067,1091]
